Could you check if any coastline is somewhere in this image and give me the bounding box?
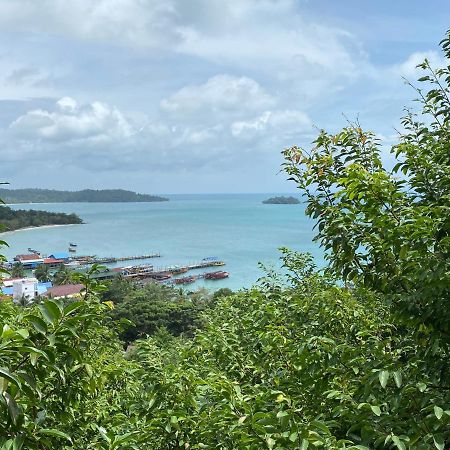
[0,223,82,236]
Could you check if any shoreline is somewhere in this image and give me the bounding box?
[0,223,82,236]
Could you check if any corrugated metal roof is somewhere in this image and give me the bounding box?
[49,253,69,259]
[15,254,42,261]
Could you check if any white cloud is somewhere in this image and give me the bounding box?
[0,0,181,49]
[393,51,446,79]
[231,109,312,140]
[160,75,275,117]
[9,97,133,142]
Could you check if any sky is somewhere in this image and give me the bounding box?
[0,0,448,194]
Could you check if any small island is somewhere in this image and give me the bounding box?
[262,196,300,204]
[0,188,169,203]
[0,206,83,232]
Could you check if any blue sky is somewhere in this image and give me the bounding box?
[0,0,448,194]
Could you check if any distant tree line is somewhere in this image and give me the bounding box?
[0,205,83,231]
[0,188,169,203]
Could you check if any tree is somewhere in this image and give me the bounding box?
[34,264,51,282]
[107,282,209,343]
[52,265,72,285]
[282,32,450,335]
[11,262,24,278]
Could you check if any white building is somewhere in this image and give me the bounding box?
[12,278,39,304]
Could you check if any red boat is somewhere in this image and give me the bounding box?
[174,275,197,284]
[204,271,229,280]
[150,272,172,281]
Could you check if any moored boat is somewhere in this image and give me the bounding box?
[204,271,229,280]
[174,275,197,284]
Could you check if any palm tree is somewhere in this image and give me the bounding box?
[53,265,72,285]
[11,262,24,278]
[34,264,51,282]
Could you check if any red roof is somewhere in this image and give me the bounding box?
[43,258,65,264]
[15,254,41,261]
[45,284,84,298]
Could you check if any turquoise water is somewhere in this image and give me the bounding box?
[2,194,324,290]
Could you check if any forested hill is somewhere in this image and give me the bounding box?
[0,206,83,231]
[0,188,169,203]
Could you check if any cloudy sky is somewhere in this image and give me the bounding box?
[0,0,448,194]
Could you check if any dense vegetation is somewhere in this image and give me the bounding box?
[0,205,83,232]
[0,32,450,449]
[262,196,300,204]
[0,188,169,203]
[102,279,215,343]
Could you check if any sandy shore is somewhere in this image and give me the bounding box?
[0,223,82,236]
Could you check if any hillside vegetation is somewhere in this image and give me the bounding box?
[0,205,83,232]
[0,188,169,203]
[0,32,450,449]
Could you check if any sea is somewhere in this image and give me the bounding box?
[2,194,325,291]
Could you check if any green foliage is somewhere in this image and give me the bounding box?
[0,295,144,449]
[52,265,72,286]
[0,206,82,232]
[11,263,24,279]
[282,32,450,334]
[34,265,51,283]
[105,279,212,343]
[0,188,169,203]
[212,287,234,300]
[132,265,449,448]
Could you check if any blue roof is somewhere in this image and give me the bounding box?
[37,282,52,295]
[1,287,13,295]
[49,252,69,259]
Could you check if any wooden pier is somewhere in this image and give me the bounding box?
[71,253,161,264]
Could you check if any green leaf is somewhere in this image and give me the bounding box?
[393,371,402,388]
[370,405,381,416]
[300,439,309,450]
[63,301,85,316]
[26,315,48,334]
[433,434,444,450]
[379,370,389,389]
[0,367,21,389]
[39,300,62,326]
[392,436,406,450]
[417,382,427,392]
[4,392,21,425]
[434,406,444,420]
[37,429,72,442]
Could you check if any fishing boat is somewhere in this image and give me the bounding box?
[168,266,189,275]
[204,271,229,280]
[150,272,172,281]
[69,243,77,247]
[174,275,197,285]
